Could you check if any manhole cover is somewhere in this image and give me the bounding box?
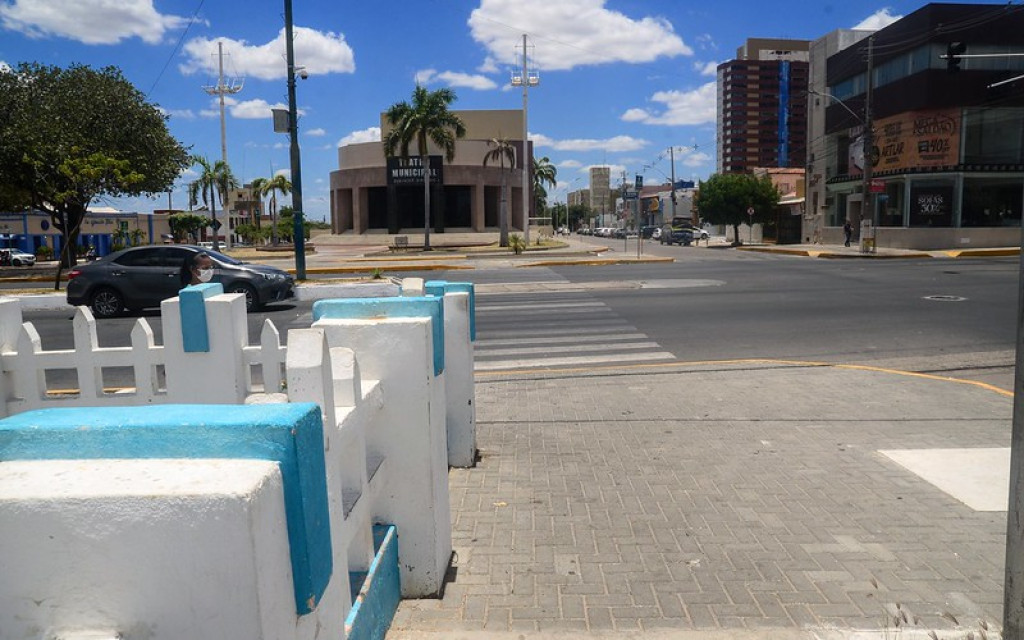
[924,295,967,302]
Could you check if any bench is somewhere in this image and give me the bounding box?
[390,235,409,251]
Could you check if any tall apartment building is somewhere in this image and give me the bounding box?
[717,38,810,174]
[588,166,611,220]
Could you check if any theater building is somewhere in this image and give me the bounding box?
[329,109,533,235]
[810,3,1024,249]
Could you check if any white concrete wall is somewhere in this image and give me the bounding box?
[313,316,452,597]
[0,458,301,640]
[440,291,476,468]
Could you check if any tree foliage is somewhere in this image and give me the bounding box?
[0,62,189,278]
[383,86,466,250]
[169,212,210,243]
[532,156,557,213]
[696,173,779,245]
[483,137,515,246]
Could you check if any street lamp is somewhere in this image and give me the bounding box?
[282,0,306,279]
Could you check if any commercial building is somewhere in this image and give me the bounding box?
[717,38,810,174]
[588,167,611,222]
[0,208,172,257]
[810,3,1024,249]
[329,110,533,235]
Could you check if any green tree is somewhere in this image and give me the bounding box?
[383,86,466,250]
[532,156,557,213]
[276,206,311,243]
[0,62,189,284]
[249,177,268,230]
[696,173,779,245]
[187,156,238,252]
[168,212,210,243]
[259,174,291,245]
[483,136,516,247]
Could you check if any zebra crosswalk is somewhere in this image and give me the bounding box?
[473,291,677,372]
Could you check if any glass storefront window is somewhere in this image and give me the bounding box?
[878,181,904,227]
[909,179,955,227]
[962,177,1023,227]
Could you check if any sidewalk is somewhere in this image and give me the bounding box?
[389,360,1012,639]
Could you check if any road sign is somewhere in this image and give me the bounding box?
[747,207,754,217]
[211,219,223,231]
[623,190,638,201]
[870,179,885,193]
[635,175,643,190]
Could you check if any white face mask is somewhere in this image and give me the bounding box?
[196,267,214,283]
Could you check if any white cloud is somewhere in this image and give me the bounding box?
[621,82,717,126]
[229,98,288,119]
[415,68,497,90]
[180,27,355,81]
[582,163,625,177]
[305,127,326,137]
[853,8,902,30]
[682,151,711,168]
[160,107,196,120]
[338,126,381,147]
[0,60,9,72]
[0,0,188,44]
[694,60,718,76]
[559,159,582,168]
[532,133,648,152]
[468,0,691,71]
[694,33,717,51]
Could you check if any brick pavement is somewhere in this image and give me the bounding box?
[388,362,1011,639]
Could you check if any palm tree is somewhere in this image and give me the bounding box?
[483,137,516,247]
[249,177,268,231]
[260,174,292,245]
[383,86,466,250]
[533,156,557,216]
[188,156,238,252]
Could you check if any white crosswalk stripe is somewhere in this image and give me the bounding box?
[474,291,676,372]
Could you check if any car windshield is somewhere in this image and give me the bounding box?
[205,249,243,266]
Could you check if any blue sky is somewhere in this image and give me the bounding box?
[0,0,998,221]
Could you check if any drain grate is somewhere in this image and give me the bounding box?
[924,295,967,302]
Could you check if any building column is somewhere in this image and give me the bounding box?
[335,189,353,234]
[472,181,485,231]
[387,185,399,234]
[353,187,369,234]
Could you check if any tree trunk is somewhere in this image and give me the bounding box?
[422,153,431,251]
[53,208,83,291]
[211,188,220,253]
[499,167,509,247]
[732,222,742,246]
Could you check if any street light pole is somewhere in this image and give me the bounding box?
[862,35,876,251]
[283,0,306,280]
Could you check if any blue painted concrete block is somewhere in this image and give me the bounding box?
[424,280,476,342]
[0,403,332,616]
[178,282,224,353]
[345,525,400,640]
[312,296,445,376]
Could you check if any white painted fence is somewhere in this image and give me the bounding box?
[0,281,476,639]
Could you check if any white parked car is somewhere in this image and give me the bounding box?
[2,249,35,266]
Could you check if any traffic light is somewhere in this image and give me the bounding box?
[947,42,966,73]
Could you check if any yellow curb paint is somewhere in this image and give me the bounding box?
[476,357,1013,398]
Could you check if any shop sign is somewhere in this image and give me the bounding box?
[875,109,960,173]
[386,156,443,186]
[909,184,953,227]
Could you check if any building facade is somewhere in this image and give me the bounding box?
[717,38,810,174]
[588,167,611,221]
[0,209,172,257]
[329,110,532,235]
[812,3,1024,249]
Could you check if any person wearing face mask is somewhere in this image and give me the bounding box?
[180,251,215,288]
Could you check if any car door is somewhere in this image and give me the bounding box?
[109,247,180,308]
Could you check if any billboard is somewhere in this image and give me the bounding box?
[874,109,961,174]
[386,156,443,186]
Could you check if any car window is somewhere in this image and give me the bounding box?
[160,247,194,268]
[206,249,243,266]
[113,248,162,267]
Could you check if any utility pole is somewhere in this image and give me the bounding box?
[511,35,538,245]
[861,35,875,252]
[203,42,243,251]
[283,0,306,279]
[669,146,677,223]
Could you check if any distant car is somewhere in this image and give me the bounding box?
[66,245,294,318]
[1,249,36,266]
[651,227,662,240]
[640,226,659,239]
[659,225,693,246]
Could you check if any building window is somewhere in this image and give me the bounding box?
[879,180,904,227]
[963,107,1024,164]
[909,179,955,227]
[962,177,1023,227]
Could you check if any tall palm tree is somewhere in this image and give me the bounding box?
[249,177,268,231]
[483,137,516,247]
[260,174,291,245]
[532,156,557,216]
[383,86,466,250]
[188,155,238,252]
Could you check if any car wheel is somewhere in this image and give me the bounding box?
[227,283,260,311]
[90,287,124,318]
[11,259,21,266]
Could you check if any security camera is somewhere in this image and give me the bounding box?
[298,69,309,80]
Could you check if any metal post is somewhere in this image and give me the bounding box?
[1006,209,1024,639]
[521,34,530,246]
[284,0,306,279]
[670,146,677,224]
[861,35,875,252]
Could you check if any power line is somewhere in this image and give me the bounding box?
[146,0,207,99]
